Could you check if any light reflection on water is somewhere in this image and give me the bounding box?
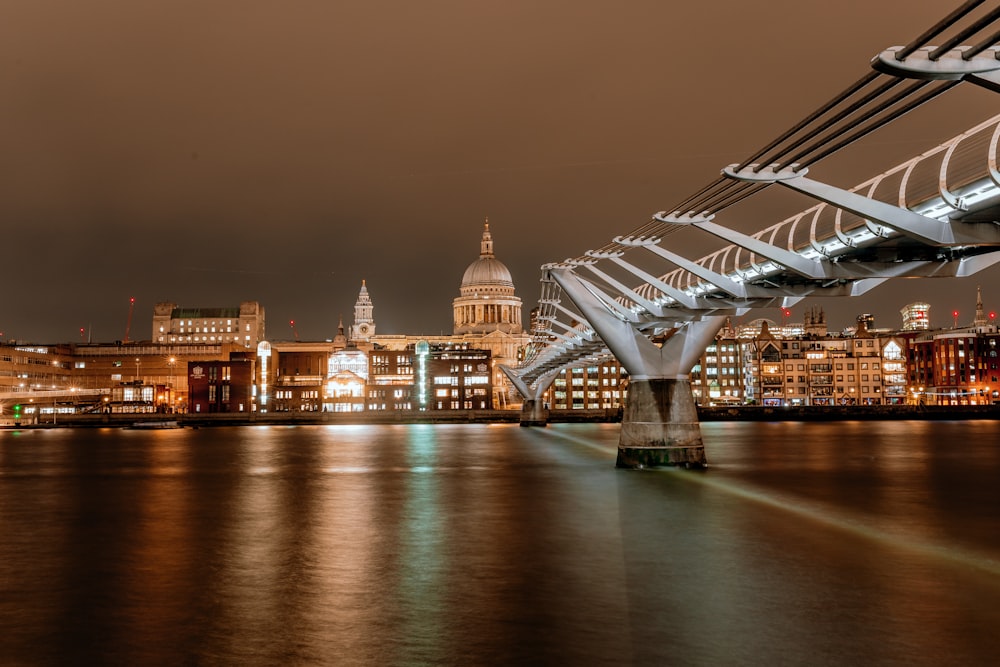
[1,421,999,665]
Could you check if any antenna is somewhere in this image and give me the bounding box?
[289,319,299,341]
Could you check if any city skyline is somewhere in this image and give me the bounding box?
[3,2,999,343]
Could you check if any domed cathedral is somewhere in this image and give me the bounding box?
[451,220,529,408]
[453,220,523,335]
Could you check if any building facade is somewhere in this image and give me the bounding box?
[187,353,256,414]
[152,301,266,348]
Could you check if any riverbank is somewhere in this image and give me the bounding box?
[697,403,1000,421]
[3,404,1000,429]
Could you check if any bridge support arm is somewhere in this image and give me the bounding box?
[654,212,829,279]
[549,268,676,377]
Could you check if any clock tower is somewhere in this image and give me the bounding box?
[351,280,376,342]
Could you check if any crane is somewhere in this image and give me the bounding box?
[124,297,135,343]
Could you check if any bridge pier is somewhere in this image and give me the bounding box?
[617,378,705,468]
[519,399,549,427]
[500,366,558,428]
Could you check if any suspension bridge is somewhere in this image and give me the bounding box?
[503,1,1000,468]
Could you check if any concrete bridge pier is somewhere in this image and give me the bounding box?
[519,399,550,427]
[617,377,705,468]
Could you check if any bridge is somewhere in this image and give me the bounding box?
[503,1,1000,468]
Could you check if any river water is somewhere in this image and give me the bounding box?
[2,421,999,666]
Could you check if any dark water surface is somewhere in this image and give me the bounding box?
[2,421,999,666]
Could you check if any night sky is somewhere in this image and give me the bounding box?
[3,1,998,344]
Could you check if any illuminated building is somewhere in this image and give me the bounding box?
[350,281,376,342]
[739,317,911,406]
[187,353,255,413]
[268,341,332,412]
[548,362,627,411]
[690,319,743,406]
[906,289,999,405]
[900,302,931,331]
[152,301,266,348]
[366,342,492,411]
[452,221,523,335]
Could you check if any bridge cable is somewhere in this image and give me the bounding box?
[735,71,883,173]
[895,0,988,61]
[963,27,1000,58]
[796,80,960,169]
[753,77,904,170]
[928,5,1000,60]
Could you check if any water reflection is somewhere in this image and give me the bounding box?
[1,422,999,665]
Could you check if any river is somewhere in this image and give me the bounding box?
[1,421,999,665]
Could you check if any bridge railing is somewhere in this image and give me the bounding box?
[639,113,1000,305]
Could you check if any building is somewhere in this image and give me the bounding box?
[690,319,743,406]
[267,341,333,412]
[187,353,256,414]
[906,288,999,405]
[151,301,266,348]
[738,314,911,406]
[325,346,370,412]
[369,221,530,408]
[547,361,627,410]
[365,341,493,411]
[900,302,931,331]
[453,221,523,336]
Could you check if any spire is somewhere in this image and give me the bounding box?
[480,218,494,258]
[974,285,987,326]
[333,314,347,346]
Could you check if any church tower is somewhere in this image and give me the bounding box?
[974,285,987,327]
[351,280,376,342]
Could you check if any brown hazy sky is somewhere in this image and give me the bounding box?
[2,1,998,342]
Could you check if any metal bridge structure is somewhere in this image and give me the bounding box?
[502,1,1000,468]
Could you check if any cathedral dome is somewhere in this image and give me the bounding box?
[459,222,515,293]
[461,256,514,289]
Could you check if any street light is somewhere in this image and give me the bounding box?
[167,357,176,413]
